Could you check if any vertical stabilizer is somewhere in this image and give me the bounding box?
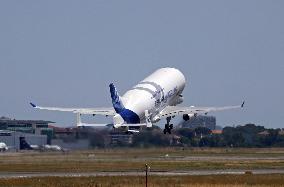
[19,137,32,150]
[109,83,125,113]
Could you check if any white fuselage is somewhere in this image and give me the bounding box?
[120,68,186,123]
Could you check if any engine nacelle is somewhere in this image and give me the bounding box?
[182,113,195,121]
[113,114,124,128]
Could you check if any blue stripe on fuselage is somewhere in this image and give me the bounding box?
[119,108,140,124]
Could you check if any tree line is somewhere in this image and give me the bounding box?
[136,124,284,148]
[83,124,284,148]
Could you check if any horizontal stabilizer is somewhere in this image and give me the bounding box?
[119,123,147,127]
[128,129,140,133]
[77,123,111,127]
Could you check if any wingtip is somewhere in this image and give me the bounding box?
[109,83,114,87]
[241,101,245,108]
[30,102,36,108]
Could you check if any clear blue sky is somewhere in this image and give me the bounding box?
[0,1,283,128]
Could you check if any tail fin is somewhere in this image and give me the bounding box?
[19,137,32,150]
[109,83,125,113]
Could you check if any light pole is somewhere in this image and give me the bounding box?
[145,164,150,187]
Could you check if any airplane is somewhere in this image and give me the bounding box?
[30,67,244,134]
[19,137,66,152]
[0,142,8,152]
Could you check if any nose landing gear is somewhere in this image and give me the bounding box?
[163,117,173,134]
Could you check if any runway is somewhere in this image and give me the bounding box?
[1,149,284,179]
[1,169,284,179]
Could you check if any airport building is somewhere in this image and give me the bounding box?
[178,115,216,130]
[0,116,54,144]
[0,130,47,150]
[109,132,133,145]
[49,125,90,150]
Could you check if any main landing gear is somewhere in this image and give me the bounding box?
[163,117,173,134]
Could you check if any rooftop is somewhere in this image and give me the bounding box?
[0,116,54,124]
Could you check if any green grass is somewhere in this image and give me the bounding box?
[1,148,284,186]
[1,148,284,172]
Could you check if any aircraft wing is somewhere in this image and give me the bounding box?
[159,101,245,118]
[30,103,116,116]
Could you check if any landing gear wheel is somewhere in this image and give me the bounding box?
[165,124,170,129]
[164,117,173,135]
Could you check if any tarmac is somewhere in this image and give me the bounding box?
[1,169,284,178]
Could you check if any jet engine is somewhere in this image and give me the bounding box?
[113,114,124,128]
[182,113,195,121]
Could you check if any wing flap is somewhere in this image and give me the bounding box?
[159,101,244,118]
